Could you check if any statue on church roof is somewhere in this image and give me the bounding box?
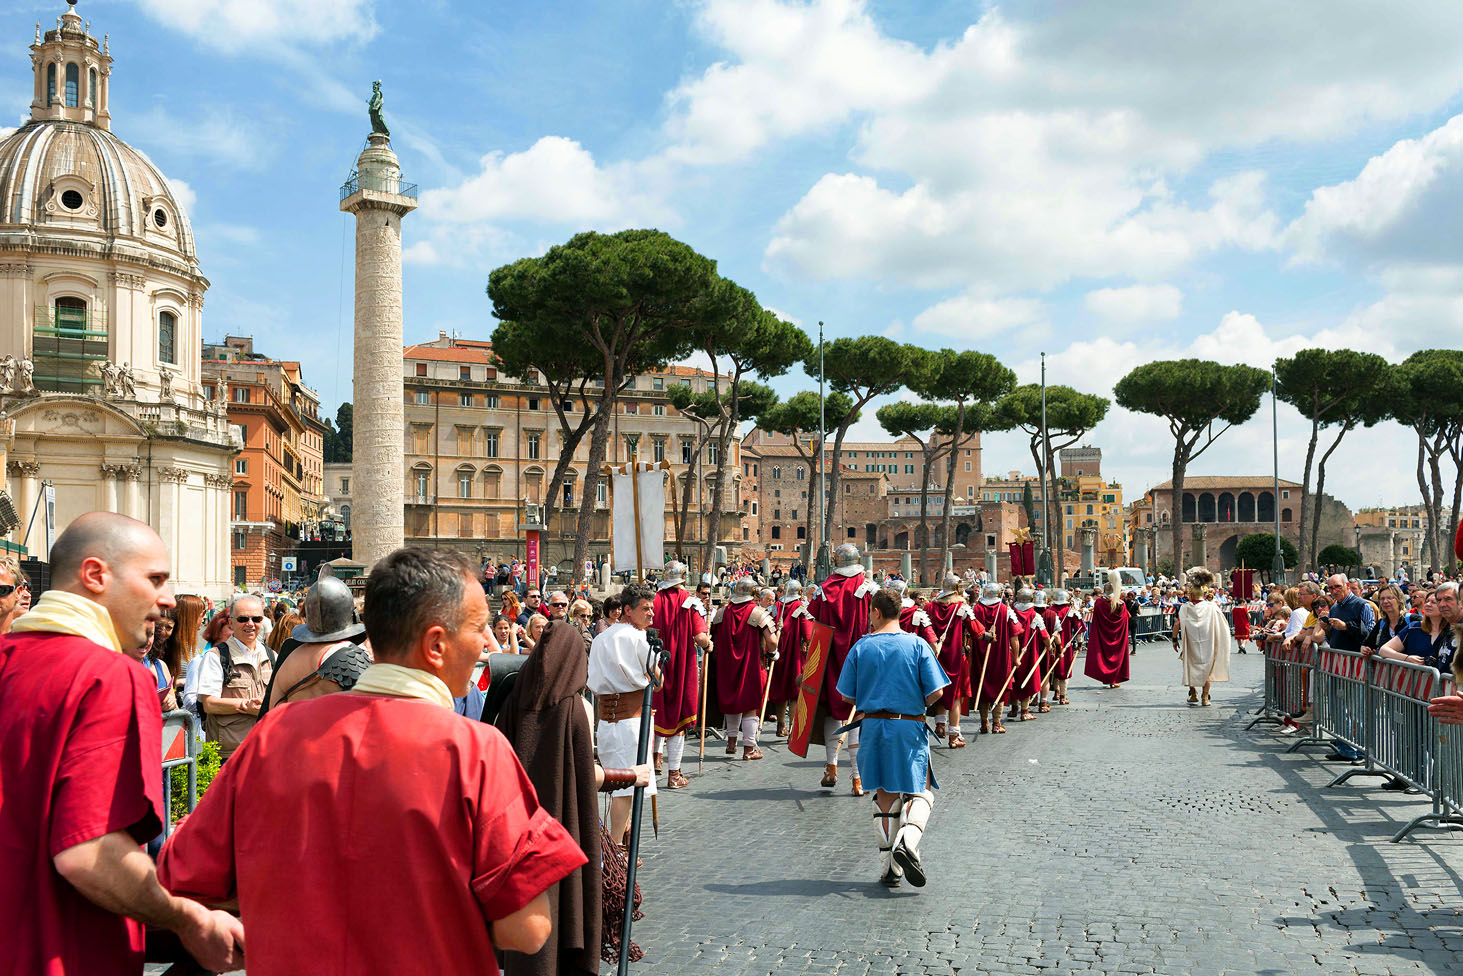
[368,80,389,138]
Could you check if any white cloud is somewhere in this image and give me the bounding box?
[165,177,197,213]
[132,106,270,170]
[134,0,377,51]
[1084,283,1183,325]
[911,293,1045,339]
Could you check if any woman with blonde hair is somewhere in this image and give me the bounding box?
[1171,567,1230,707]
[163,594,209,696]
[268,611,303,656]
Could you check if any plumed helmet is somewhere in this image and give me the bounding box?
[979,582,1003,605]
[1051,588,1070,605]
[834,543,861,568]
[782,578,803,598]
[658,560,688,590]
[885,578,908,596]
[732,576,760,601]
[292,565,366,644]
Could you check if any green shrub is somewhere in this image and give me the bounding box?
[169,740,223,825]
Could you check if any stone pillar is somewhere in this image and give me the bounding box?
[340,131,416,572]
[900,551,911,580]
[8,459,38,550]
[1190,522,1206,568]
[863,553,874,575]
[944,549,953,575]
[760,557,770,578]
[1078,526,1096,576]
[985,547,997,580]
[1134,532,1149,575]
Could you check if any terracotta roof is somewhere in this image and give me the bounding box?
[404,345,494,363]
[1149,477,1302,491]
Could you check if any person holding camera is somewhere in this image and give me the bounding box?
[588,583,662,848]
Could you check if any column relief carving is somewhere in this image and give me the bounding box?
[6,459,39,478]
[157,466,190,484]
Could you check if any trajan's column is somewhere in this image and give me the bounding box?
[340,82,416,570]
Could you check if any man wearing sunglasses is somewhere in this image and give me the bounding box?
[0,560,24,635]
[545,590,570,621]
[196,595,273,760]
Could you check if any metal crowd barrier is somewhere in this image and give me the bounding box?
[1254,641,1463,843]
[1132,608,1168,642]
[160,709,199,839]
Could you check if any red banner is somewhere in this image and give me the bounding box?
[1007,540,1034,577]
[1231,568,1255,600]
[787,621,834,758]
[525,530,539,589]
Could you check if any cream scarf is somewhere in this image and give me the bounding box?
[13,590,122,653]
[352,662,454,709]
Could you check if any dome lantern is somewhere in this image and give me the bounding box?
[31,0,111,130]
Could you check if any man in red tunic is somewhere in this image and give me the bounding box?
[1035,589,1060,712]
[769,578,812,737]
[651,561,710,789]
[1009,586,1050,722]
[159,548,587,976]
[0,513,244,976]
[968,581,1024,734]
[712,578,778,760]
[809,543,879,794]
[1049,588,1085,705]
[918,574,986,748]
[1085,570,1132,688]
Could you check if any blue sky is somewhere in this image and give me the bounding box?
[5,0,1463,511]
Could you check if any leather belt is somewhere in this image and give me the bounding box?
[863,711,925,722]
[597,692,643,723]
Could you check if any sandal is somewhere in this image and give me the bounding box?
[724,739,737,755]
[820,764,837,788]
[948,730,966,749]
[667,769,690,789]
[1058,696,1070,705]
[1038,702,1051,713]
[934,722,947,739]
[979,719,990,734]
[992,722,1008,734]
[1020,710,1035,721]
[742,746,764,761]
[776,724,788,738]
[653,754,664,775]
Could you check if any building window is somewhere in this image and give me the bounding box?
[771,525,781,539]
[652,377,664,390]
[233,491,247,519]
[232,386,250,403]
[964,461,971,471]
[484,431,499,457]
[796,466,805,480]
[653,404,665,416]
[772,466,782,479]
[340,477,350,493]
[64,63,79,107]
[751,502,758,515]
[232,529,246,550]
[528,398,540,411]
[459,392,472,407]
[158,311,176,364]
[527,433,540,459]
[46,63,56,106]
[681,441,693,464]
[847,527,856,538]
[653,439,665,462]
[563,482,574,507]
[797,527,806,540]
[459,365,471,380]
[415,363,427,376]
[415,391,429,405]
[1281,507,1292,523]
[234,458,247,475]
[414,471,430,499]
[773,508,781,520]
[458,471,472,498]
[708,443,719,465]
[485,394,499,408]
[88,67,96,106]
[596,481,607,506]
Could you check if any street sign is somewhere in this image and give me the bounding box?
[281,556,297,573]
[43,483,55,559]
[161,712,190,764]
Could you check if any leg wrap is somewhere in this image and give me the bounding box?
[846,726,860,777]
[824,716,844,765]
[740,714,758,747]
[725,714,740,742]
[874,809,901,875]
[654,734,665,756]
[665,734,686,771]
[897,790,934,855]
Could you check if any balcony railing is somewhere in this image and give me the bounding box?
[32,305,108,393]
[340,174,418,201]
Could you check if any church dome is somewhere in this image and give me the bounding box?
[0,120,197,266]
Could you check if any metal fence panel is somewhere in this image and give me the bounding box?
[159,708,199,839]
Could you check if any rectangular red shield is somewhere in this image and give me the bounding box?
[787,621,834,758]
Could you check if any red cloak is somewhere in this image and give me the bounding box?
[1041,606,1063,678]
[924,599,981,712]
[651,586,709,737]
[1084,597,1131,685]
[769,598,811,705]
[968,600,1023,708]
[1011,606,1047,700]
[1055,606,1085,676]
[809,570,877,721]
[1231,604,1251,639]
[899,602,938,649]
[712,600,771,714]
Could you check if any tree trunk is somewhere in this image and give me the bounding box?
[1429,441,1446,577]
[1309,423,1349,565]
[700,405,739,575]
[1416,434,1434,573]
[573,387,615,584]
[1046,443,1063,582]
[917,441,937,585]
[1170,452,1186,574]
[1448,436,1463,574]
[1297,404,1320,572]
[938,403,966,576]
[822,418,854,553]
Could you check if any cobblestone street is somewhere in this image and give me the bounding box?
[628,647,1463,975]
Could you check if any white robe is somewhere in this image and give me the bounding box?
[1178,600,1231,686]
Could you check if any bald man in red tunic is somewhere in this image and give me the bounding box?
[1050,588,1085,705]
[651,560,711,790]
[809,543,879,795]
[918,574,986,749]
[1009,586,1049,722]
[968,581,1024,735]
[1035,589,1061,712]
[769,578,812,737]
[712,577,778,760]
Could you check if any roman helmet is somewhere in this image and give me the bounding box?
[731,576,760,603]
[834,543,862,568]
[292,565,367,644]
[1033,589,1048,608]
[936,572,963,600]
[885,577,909,597]
[1051,588,1070,606]
[1015,587,1036,610]
[659,559,688,590]
[781,578,803,599]
[978,582,1004,606]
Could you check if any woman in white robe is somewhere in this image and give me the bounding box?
[1172,567,1230,707]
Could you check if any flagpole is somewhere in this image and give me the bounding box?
[815,320,830,581]
[1039,352,1051,585]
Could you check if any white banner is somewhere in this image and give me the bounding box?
[610,461,665,575]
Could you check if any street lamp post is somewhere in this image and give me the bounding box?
[1270,368,1285,584]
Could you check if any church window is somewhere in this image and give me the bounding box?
[65,64,78,108]
[153,209,168,228]
[60,189,83,210]
[88,68,96,106]
[158,311,176,364]
[46,64,55,106]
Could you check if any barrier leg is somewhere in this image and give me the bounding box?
[1390,796,1463,843]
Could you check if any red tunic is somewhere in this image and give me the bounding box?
[769,598,811,704]
[924,599,980,711]
[899,602,939,649]
[809,569,877,721]
[0,631,164,976]
[1232,604,1252,639]
[1011,606,1048,700]
[158,693,587,976]
[1055,606,1085,676]
[1041,607,1063,677]
[712,600,773,714]
[651,586,709,737]
[968,601,1024,708]
[1085,598,1131,685]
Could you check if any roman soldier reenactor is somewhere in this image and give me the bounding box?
[1050,588,1085,705]
[712,577,778,759]
[923,573,987,749]
[968,582,1024,735]
[809,543,879,795]
[769,579,812,737]
[651,560,711,789]
[1008,586,1049,722]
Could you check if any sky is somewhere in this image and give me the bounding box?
[4,0,1463,512]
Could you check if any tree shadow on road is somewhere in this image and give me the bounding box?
[704,878,899,899]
